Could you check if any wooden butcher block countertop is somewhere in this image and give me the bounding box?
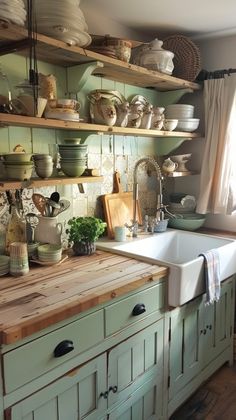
[0,250,168,345]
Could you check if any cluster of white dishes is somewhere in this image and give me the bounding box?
[165,104,200,132]
[169,193,197,214]
[34,0,91,47]
[169,153,192,172]
[0,0,26,26]
[0,255,10,276]
[45,98,81,122]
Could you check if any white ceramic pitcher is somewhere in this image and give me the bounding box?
[34,216,62,246]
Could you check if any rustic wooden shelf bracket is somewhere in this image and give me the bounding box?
[68,61,104,92]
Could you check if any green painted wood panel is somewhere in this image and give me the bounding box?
[201,279,233,368]
[108,376,161,420]
[9,354,107,420]
[105,282,165,336]
[169,297,202,400]
[4,309,104,394]
[107,320,164,412]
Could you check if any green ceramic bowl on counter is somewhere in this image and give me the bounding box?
[168,213,206,231]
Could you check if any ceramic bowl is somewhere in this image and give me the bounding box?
[163,119,178,131]
[4,163,33,180]
[63,138,81,145]
[3,153,32,162]
[168,213,206,231]
[60,161,86,177]
[176,118,200,132]
[35,164,53,179]
[165,104,194,119]
[38,244,62,262]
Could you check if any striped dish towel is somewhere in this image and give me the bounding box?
[199,249,221,304]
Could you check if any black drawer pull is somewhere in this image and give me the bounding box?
[132,303,146,316]
[54,340,74,358]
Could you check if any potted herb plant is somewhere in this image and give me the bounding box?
[66,216,106,256]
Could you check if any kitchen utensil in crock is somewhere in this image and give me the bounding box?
[32,193,47,216]
[52,198,71,216]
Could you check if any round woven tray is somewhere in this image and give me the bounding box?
[163,35,201,81]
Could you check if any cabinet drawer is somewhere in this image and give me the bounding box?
[105,282,165,336]
[3,309,104,394]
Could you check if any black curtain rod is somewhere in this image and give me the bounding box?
[196,68,236,81]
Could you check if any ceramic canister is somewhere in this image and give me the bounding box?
[9,242,29,276]
[114,226,126,242]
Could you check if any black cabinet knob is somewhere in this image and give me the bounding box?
[54,339,74,358]
[132,303,146,316]
[100,391,108,399]
[109,385,118,394]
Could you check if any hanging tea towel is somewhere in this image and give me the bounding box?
[199,249,221,304]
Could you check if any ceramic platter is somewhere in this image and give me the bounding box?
[130,95,149,106]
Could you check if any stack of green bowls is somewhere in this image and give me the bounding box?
[58,144,88,177]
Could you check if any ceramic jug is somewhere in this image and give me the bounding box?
[88,90,118,126]
[127,103,144,128]
[115,101,130,127]
[140,104,153,129]
[162,158,178,173]
[34,216,62,246]
[151,106,165,129]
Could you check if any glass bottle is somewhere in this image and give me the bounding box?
[5,204,26,255]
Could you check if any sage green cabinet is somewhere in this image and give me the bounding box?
[7,354,107,420]
[168,277,234,416]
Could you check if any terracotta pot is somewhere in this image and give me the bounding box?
[72,241,96,256]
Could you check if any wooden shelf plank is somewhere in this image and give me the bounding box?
[0,175,103,191]
[0,22,201,91]
[0,113,200,139]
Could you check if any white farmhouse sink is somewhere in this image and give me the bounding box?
[97,229,236,307]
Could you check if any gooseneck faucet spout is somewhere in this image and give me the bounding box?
[132,157,164,236]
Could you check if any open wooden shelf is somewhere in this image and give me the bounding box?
[0,22,201,92]
[0,175,103,191]
[0,113,200,139]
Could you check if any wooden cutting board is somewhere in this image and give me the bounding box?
[102,172,142,238]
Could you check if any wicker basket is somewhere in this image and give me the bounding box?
[163,34,201,82]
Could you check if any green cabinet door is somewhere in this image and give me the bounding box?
[200,278,233,368]
[169,297,202,400]
[108,376,162,420]
[7,354,107,420]
[107,320,164,416]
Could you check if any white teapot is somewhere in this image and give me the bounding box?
[162,158,178,173]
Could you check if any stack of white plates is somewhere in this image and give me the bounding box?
[165,104,194,119]
[34,0,91,47]
[0,255,10,276]
[165,104,200,132]
[0,0,26,26]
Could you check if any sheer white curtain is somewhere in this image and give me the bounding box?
[196,74,236,215]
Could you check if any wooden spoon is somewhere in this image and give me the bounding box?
[32,193,47,216]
